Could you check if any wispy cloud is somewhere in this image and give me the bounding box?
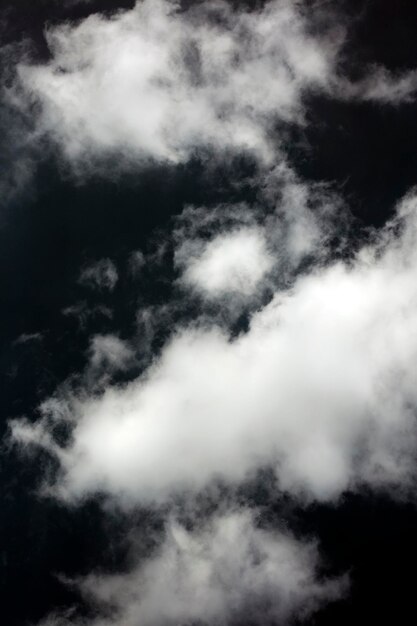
[38,508,345,626]
[78,258,119,291]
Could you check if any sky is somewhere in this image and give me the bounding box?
[2,1,417,625]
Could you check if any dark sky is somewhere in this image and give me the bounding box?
[2,2,417,625]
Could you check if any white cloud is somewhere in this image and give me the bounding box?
[14,0,338,169]
[79,258,118,291]
[12,191,417,505]
[178,227,273,298]
[8,0,417,180]
[7,5,417,625]
[40,509,345,626]
[173,165,345,312]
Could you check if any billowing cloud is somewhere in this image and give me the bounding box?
[13,0,339,169]
[8,0,417,180]
[40,509,345,626]
[7,5,417,625]
[12,191,417,505]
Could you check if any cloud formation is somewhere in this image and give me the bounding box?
[40,509,345,626]
[8,0,417,181]
[12,191,417,506]
[173,164,345,310]
[178,226,273,298]
[7,4,417,626]
[13,0,339,169]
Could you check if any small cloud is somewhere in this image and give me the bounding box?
[128,250,146,277]
[78,258,118,292]
[88,334,135,375]
[178,227,273,299]
[13,332,43,345]
[61,301,113,329]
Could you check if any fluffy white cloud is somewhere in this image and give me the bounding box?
[7,5,417,626]
[9,0,417,178]
[173,165,344,311]
[40,509,345,626]
[178,227,273,298]
[12,192,417,504]
[14,0,338,168]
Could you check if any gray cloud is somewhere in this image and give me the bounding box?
[337,66,417,103]
[79,258,119,292]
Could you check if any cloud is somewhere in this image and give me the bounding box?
[88,334,134,370]
[0,0,416,205]
[177,226,273,298]
[12,0,339,171]
[6,5,417,626]
[11,191,417,505]
[173,164,347,312]
[84,334,136,389]
[39,509,345,626]
[13,332,43,345]
[337,67,417,104]
[128,250,146,276]
[78,258,119,291]
[6,0,417,182]
[0,37,39,206]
